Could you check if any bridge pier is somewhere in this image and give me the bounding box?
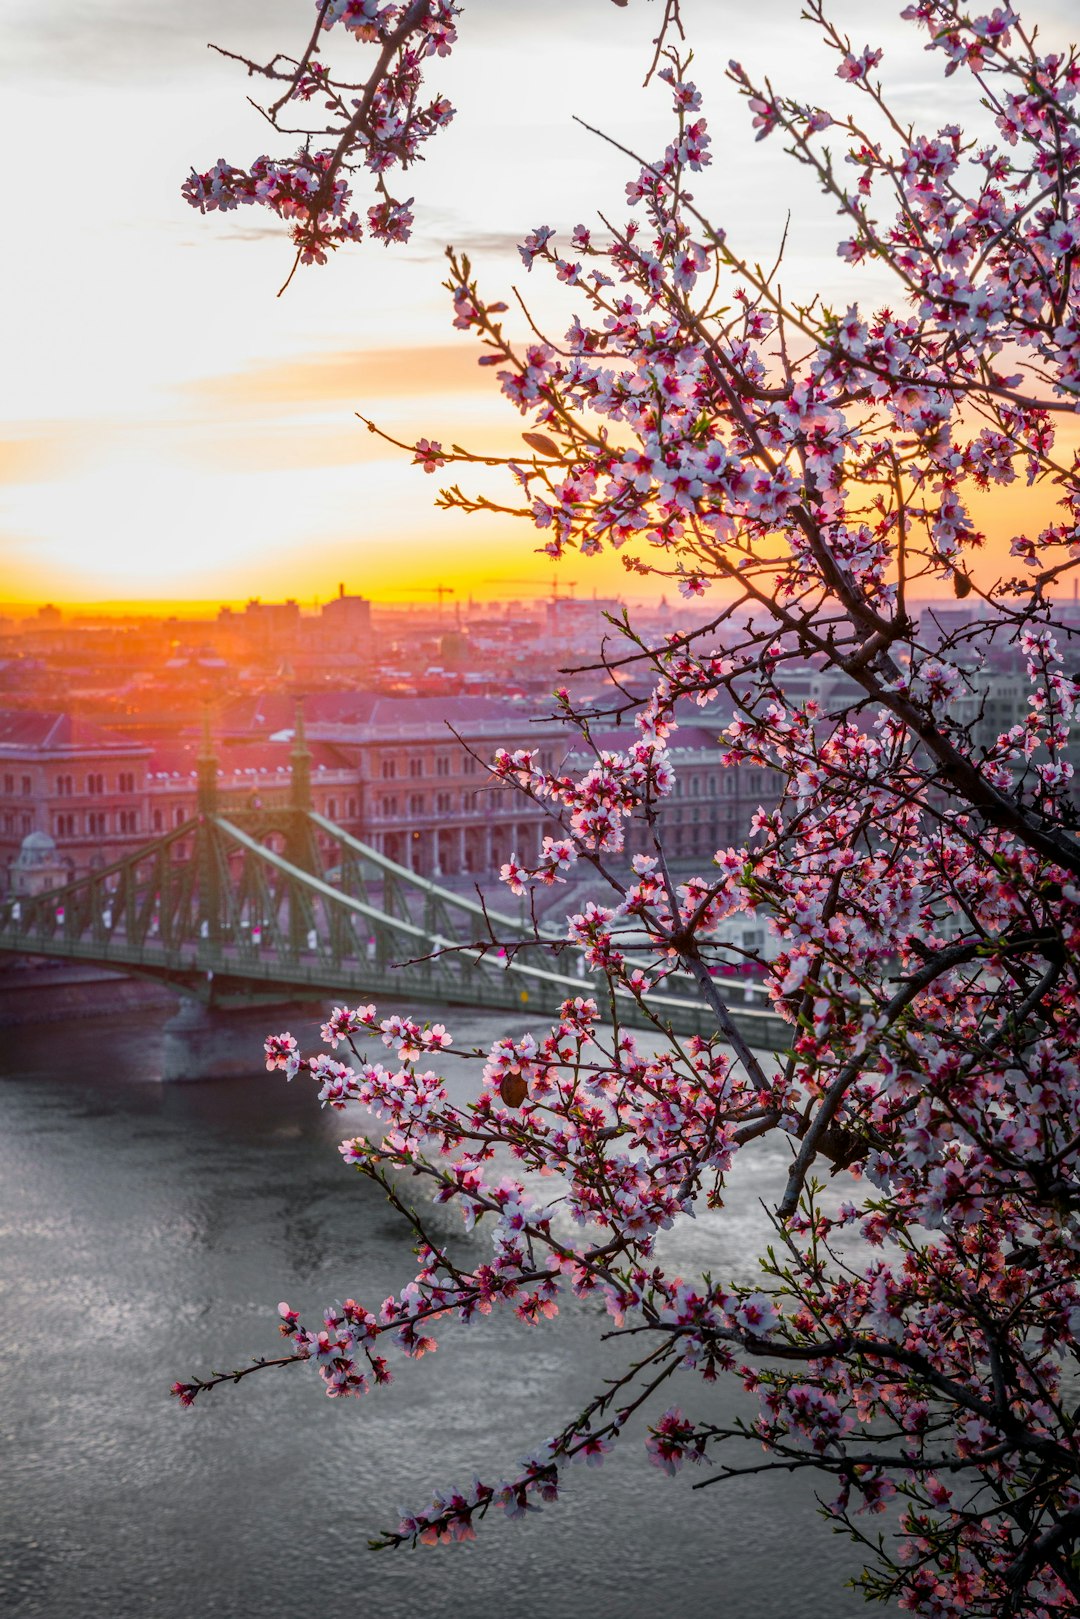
[163,997,291,1083]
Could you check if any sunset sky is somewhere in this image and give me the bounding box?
[2,0,1075,610]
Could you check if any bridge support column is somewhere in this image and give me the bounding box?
[163,996,280,1083]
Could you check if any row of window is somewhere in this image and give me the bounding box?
[381,792,453,817]
[34,778,774,846]
[34,817,721,865]
[38,795,359,843]
[54,809,141,838]
[152,807,188,832]
[377,751,563,782]
[372,793,767,826]
[54,771,137,798]
[378,791,534,819]
[320,797,358,821]
[666,805,749,829]
[671,770,777,799]
[12,765,780,809]
[1,813,33,835]
[381,754,484,781]
[667,826,730,854]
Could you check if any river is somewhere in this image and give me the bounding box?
[1,998,894,1618]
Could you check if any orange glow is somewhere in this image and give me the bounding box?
[3,8,1076,618]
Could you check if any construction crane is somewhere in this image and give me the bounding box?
[414,584,456,616]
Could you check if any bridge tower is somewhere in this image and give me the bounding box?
[162,709,232,1074]
[286,702,320,957]
[289,701,311,814]
[196,707,223,959]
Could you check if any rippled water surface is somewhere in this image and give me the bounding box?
[1,1000,893,1618]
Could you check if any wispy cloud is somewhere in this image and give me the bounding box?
[181,344,492,413]
[0,435,70,485]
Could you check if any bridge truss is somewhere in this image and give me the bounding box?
[0,721,787,1047]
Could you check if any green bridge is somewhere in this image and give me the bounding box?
[0,719,788,1062]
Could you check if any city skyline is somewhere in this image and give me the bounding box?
[0,582,670,617]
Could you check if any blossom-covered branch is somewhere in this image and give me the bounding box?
[179,4,1080,1613]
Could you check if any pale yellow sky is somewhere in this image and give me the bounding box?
[1,0,1074,608]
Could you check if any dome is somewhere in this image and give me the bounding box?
[15,830,59,867]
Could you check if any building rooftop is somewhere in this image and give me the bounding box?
[221,692,554,742]
[0,710,146,755]
[147,738,354,778]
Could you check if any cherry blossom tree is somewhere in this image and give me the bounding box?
[177,4,1080,1613]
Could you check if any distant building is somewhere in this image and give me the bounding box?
[563,727,786,867]
[438,630,470,666]
[295,698,786,879]
[542,596,625,653]
[0,711,152,890]
[0,709,362,894]
[300,695,562,878]
[10,830,69,897]
[217,598,302,650]
[320,584,373,651]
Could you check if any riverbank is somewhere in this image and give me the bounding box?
[0,962,176,1026]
